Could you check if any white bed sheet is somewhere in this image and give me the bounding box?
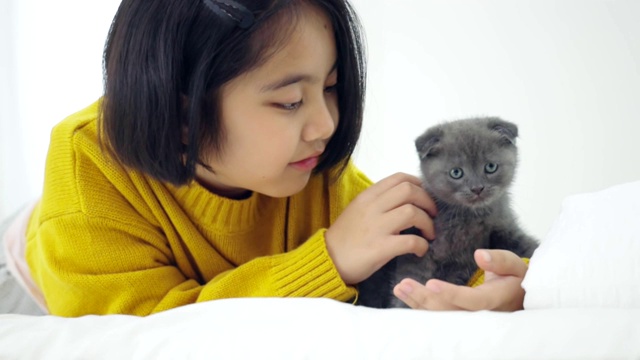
[3,181,640,359]
[1,298,639,360]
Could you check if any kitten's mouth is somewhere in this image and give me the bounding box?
[449,191,495,208]
[466,195,490,207]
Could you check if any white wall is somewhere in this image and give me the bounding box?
[0,0,121,219]
[351,0,640,239]
[2,0,639,241]
[0,0,22,220]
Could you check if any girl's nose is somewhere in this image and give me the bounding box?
[302,98,337,142]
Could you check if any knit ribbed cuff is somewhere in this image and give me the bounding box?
[271,229,357,302]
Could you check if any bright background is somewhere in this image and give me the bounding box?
[1,0,639,240]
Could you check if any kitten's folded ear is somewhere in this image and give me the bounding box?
[415,127,443,159]
[488,118,518,145]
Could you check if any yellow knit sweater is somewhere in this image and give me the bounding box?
[25,101,372,317]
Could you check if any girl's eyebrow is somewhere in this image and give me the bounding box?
[260,61,338,93]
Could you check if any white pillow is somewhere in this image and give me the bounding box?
[523,180,640,309]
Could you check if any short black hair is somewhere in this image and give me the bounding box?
[100,0,367,185]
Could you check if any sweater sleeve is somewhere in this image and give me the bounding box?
[197,229,354,303]
[28,212,355,317]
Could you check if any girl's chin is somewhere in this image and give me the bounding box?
[263,175,313,198]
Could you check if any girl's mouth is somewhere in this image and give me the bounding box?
[290,156,320,171]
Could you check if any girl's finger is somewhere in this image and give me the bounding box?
[382,233,429,259]
[393,279,463,310]
[474,249,529,278]
[373,180,438,218]
[423,279,492,311]
[361,172,423,198]
[423,277,524,311]
[384,203,436,240]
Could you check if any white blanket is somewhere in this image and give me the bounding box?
[1,298,639,360]
[2,181,640,359]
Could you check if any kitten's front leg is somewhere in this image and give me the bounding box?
[357,257,397,309]
[388,253,438,308]
[489,228,539,258]
[434,254,479,286]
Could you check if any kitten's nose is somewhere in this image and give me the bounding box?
[471,186,485,195]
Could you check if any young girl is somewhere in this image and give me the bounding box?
[1,0,530,316]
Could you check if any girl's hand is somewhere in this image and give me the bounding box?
[393,249,528,311]
[325,173,437,285]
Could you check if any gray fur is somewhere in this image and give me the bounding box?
[358,117,539,309]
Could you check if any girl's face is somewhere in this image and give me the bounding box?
[196,4,339,199]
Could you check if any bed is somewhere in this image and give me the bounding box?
[1,181,639,359]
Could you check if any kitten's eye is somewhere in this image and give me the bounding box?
[485,163,499,174]
[449,168,464,179]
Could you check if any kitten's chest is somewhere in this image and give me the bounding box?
[429,211,493,259]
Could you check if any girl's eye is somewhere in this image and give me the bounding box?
[485,163,499,174]
[324,83,338,93]
[279,101,302,111]
[449,168,464,179]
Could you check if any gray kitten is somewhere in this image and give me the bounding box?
[358,117,539,309]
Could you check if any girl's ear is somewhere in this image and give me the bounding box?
[415,127,443,160]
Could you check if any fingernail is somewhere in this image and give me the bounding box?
[479,250,492,263]
[400,284,413,295]
[426,281,442,293]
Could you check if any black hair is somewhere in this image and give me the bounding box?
[100,0,366,185]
